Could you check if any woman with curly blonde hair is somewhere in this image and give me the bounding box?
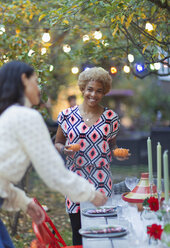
[55,67,126,245]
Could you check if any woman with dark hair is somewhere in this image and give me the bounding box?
[0,61,107,247]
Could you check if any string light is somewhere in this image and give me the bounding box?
[128,54,134,63]
[102,40,109,46]
[41,47,47,55]
[93,31,102,40]
[3,55,9,63]
[150,64,155,70]
[63,44,71,53]
[145,22,153,31]
[28,49,35,57]
[154,62,161,70]
[42,32,51,42]
[49,65,54,71]
[83,35,90,42]
[84,67,90,71]
[123,65,130,73]
[136,64,144,72]
[71,66,79,74]
[110,66,117,74]
[0,25,5,35]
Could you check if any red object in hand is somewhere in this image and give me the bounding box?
[147,224,163,240]
[147,196,159,211]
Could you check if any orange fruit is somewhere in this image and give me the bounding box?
[68,144,80,151]
[113,148,129,157]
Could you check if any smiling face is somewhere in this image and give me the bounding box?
[82,80,104,107]
[22,72,40,105]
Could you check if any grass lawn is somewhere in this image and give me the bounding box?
[0,164,148,247]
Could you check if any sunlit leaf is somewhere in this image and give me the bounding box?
[38,13,46,22]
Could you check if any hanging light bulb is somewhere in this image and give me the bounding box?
[136,64,144,72]
[28,49,35,57]
[102,40,109,46]
[49,65,54,71]
[71,66,79,74]
[42,31,51,42]
[150,64,155,70]
[93,31,102,40]
[145,22,153,31]
[128,54,134,63]
[123,65,130,73]
[0,25,5,35]
[41,48,47,55]
[84,67,90,71]
[154,62,161,70]
[3,55,9,63]
[63,44,71,53]
[110,66,117,74]
[83,35,90,42]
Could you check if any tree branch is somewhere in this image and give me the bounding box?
[148,0,170,11]
[131,20,169,46]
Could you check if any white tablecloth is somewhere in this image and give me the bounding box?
[80,195,163,248]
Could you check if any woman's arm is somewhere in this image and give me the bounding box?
[108,137,118,151]
[55,125,75,156]
[15,108,97,203]
[54,126,66,154]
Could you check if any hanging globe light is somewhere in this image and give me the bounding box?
[71,66,79,74]
[42,32,51,42]
[93,31,102,40]
[0,25,5,35]
[123,65,130,73]
[83,35,90,42]
[154,62,161,70]
[145,23,154,31]
[28,49,35,57]
[63,44,71,53]
[41,48,47,55]
[128,54,134,63]
[49,65,54,71]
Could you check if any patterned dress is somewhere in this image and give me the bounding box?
[57,105,120,213]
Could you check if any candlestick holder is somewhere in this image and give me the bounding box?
[157,189,162,210]
[149,179,154,196]
[162,199,170,225]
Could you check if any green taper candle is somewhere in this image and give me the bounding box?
[157,142,162,191]
[147,137,153,183]
[163,150,169,203]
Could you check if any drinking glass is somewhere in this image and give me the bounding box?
[125,176,139,191]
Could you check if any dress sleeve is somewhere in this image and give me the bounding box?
[110,112,120,139]
[15,109,95,207]
[57,111,67,137]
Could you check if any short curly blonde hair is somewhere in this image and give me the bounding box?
[78,67,112,95]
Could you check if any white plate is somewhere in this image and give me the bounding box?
[81,206,117,217]
[79,225,128,238]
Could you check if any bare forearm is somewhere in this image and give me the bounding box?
[55,143,65,154]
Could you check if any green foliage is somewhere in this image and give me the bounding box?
[164,224,170,234]
[143,197,150,207]
[0,0,169,125]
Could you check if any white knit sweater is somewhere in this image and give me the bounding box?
[0,105,95,212]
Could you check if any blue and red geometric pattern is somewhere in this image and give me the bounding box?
[57,106,120,213]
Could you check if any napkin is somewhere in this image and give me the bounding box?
[86,208,116,214]
[82,226,126,234]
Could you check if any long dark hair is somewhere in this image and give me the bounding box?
[0,61,34,114]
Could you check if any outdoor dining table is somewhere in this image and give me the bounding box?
[80,194,164,248]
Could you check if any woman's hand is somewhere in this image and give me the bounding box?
[114,151,131,161]
[91,191,108,207]
[27,200,45,225]
[63,145,76,156]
